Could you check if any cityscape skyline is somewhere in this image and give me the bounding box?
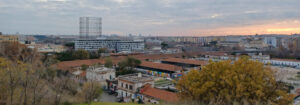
[0,0,300,36]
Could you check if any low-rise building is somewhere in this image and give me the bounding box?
[263,59,300,68]
[136,61,182,78]
[35,44,66,53]
[161,58,208,70]
[86,66,116,88]
[117,73,154,102]
[140,84,179,104]
[0,35,19,42]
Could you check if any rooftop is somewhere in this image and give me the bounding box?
[140,84,179,102]
[56,59,103,71]
[272,58,300,62]
[162,58,208,66]
[139,61,182,72]
[118,73,154,83]
[88,66,115,74]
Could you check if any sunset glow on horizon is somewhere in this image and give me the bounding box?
[0,0,300,36]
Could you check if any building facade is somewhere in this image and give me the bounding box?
[75,39,144,52]
[0,35,19,42]
[264,37,277,48]
[117,73,154,102]
[86,66,116,88]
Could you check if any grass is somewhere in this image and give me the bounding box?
[75,102,143,105]
[155,79,173,86]
[296,74,300,79]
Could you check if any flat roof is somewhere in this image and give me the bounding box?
[271,58,300,62]
[118,73,154,83]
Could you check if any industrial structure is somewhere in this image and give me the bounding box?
[79,17,102,38]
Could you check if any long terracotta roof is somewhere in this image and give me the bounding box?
[162,58,208,66]
[139,61,181,72]
[56,59,103,71]
[140,84,179,102]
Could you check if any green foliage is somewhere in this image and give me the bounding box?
[72,49,90,60]
[177,56,293,105]
[98,48,108,54]
[296,74,300,79]
[81,64,89,71]
[56,51,75,61]
[56,49,102,61]
[104,57,113,68]
[62,101,73,105]
[65,42,75,48]
[88,52,100,59]
[116,69,137,76]
[116,57,141,76]
[161,42,168,50]
[80,81,103,105]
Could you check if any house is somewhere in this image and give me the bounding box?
[117,73,154,102]
[136,61,182,78]
[140,84,179,104]
[86,66,116,89]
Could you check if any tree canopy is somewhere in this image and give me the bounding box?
[177,57,293,105]
[116,57,141,76]
[104,57,113,68]
[72,49,90,60]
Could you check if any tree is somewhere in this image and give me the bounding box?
[64,42,74,49]
[104,57,113,68]
[177,57,293,105]
[53,77,71,105]
[56,51,75,61]
[72,49,90,60]
[80,81,102,105]
[118,57,141,70]
[0,57,49,105]
[116,57,141,76]
[161,42,168,50]
[0,41,41,64]
[81,64,89,71]
[98,48,108,54]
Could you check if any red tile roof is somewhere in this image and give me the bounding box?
[162,58,208,66]
[139,61,182,72]
[56,59,103,71]
[80,71,86,77]
[140,84,179,102]
[296,88,300,93]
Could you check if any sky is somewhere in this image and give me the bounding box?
[0,0,300,36]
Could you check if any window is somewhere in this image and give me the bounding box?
[129,85,133,90]
[121,83,123,88]
[126,84,128,89]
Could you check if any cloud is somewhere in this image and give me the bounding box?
[0,0,299,35]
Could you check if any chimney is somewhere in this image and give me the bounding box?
[138,72,142,78]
